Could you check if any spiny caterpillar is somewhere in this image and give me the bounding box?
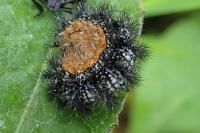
[42,2,148,114]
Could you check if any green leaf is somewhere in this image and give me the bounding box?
[127,13,200,133]
[0,0,143,133]
[143,0,200,17]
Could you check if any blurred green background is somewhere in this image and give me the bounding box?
[114,0,200,133]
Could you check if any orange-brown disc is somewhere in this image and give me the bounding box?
[60,20,106,74]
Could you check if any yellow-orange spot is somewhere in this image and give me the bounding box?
[60,20,106,74]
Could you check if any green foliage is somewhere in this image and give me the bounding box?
[0,0,142,133]
[128,13,200,133]
[143,0,200,17]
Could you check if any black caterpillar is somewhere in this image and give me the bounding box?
[42,2,148,114]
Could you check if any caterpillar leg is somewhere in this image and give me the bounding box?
[59,5,73,13]
[32,0,47,16]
